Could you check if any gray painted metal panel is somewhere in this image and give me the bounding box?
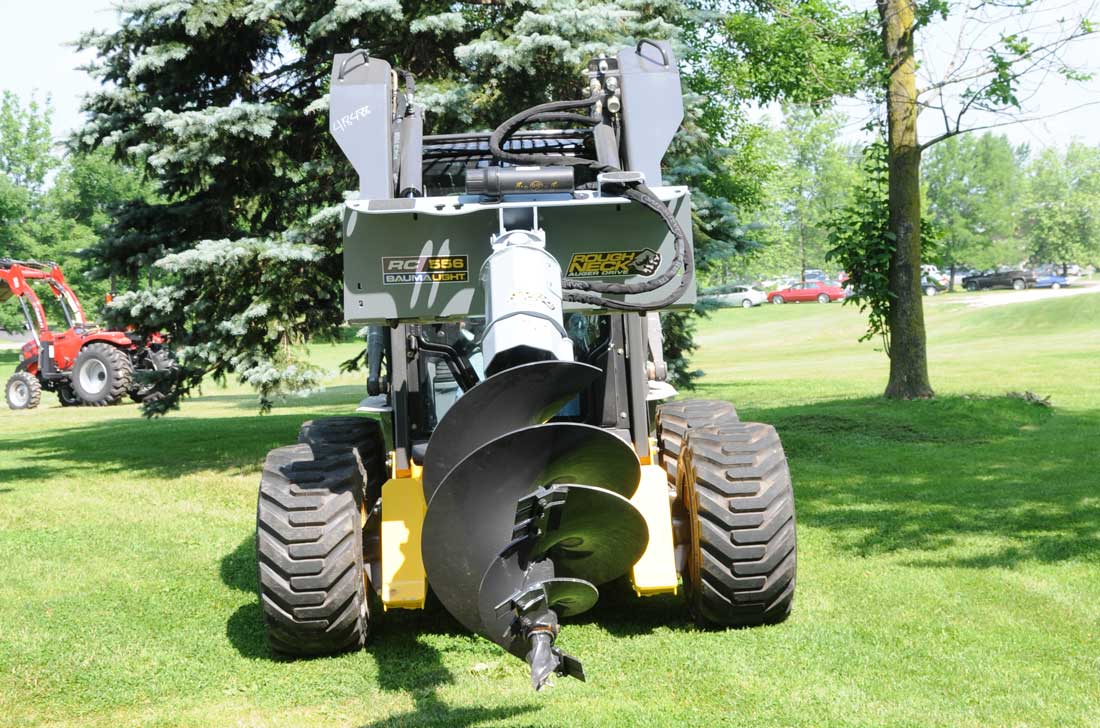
[342,187,696,324]
[616,41,683,185]
[330,53,394,200]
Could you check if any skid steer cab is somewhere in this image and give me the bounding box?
[1,259,176,409]
[255,42,797,690]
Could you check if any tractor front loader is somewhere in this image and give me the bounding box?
[256,43,797,690]
[1,258,176,409]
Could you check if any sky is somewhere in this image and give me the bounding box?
[1,0,1098,151]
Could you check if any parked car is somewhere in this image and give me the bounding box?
[717,285,768,308]
[803,269,827,281]
[962,267,1037,291]
[767,280,846,304]
[921,275,946,296]
[1034,274,1069,289]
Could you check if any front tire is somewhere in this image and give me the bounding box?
[679,418,796,627]
[256,416,387,657]
[771,295,785,305]
[257,444,371,657]
[966,282,978,292]
[1051,283,1061,290]
[72,343,133,406]
[925,286,937,297]
[6,372,41,410]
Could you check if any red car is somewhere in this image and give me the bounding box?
[767,280,846,304]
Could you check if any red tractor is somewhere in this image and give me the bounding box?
[1,258,175,410]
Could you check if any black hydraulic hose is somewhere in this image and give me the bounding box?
[487,97,692,311]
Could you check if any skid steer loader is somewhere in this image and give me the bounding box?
[255,42,797,690]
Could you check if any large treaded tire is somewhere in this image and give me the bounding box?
[57,383,82,407]
[6,371,41,410]
[256,416,388,657]
[655,400,738,487]
[297,416,387,505]
[679,418,796,627]
[72,343,133,406]
[129,348,176,404]
[257,444,372,656]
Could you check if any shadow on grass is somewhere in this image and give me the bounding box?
[0,413,323,478]
[220,533,540,726]
[0,465,57,486]
[743,394,1100,569]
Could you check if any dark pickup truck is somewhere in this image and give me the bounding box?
[962,268,1037,291]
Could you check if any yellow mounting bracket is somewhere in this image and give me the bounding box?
[380,459,427,610]
[630,439,679,597]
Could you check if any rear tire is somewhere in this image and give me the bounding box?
[1012,278,1025,291]
[1051,282,1062,290]
[72,343,133,406]
[679,418,796,627]
[129,348,177,404]
[817,293,830,304]
[656,400,738,489]
[6,371,41,410]
[741,298,752,309]
[297,416,387,502]
[57,383,82,407]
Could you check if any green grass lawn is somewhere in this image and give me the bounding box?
[1,293,1098,727]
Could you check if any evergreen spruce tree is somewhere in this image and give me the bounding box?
[77,1,750,409]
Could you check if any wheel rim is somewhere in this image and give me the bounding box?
[742,299,752,308]
[818,294,829,303]
[9,382,28,408]
[1014,281,1024,290]
[926,287,935,296]
[79,359,109,395]
[1052,283,1060,290]
[774,296,784,304]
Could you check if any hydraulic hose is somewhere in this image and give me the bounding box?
[487,97,693,312]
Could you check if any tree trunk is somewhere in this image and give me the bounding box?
[948,262,956,292]
[879,0,934,399]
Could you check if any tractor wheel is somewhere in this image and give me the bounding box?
[256,443,373,657]
[57,383,82,407]
[678,418,796,627]
[6,372,41,410]
[72,343,133,406]
[297,416,387,498]
[129,348,177,404]
[655,399,738,488]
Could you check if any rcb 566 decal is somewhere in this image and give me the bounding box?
[382,255,469,285]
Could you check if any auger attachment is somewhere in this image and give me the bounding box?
[252,40,797,694]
